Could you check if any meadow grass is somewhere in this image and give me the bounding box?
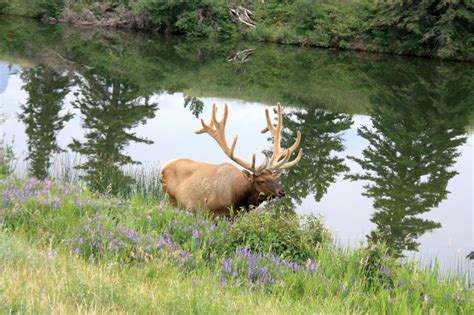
[0,176,473,314]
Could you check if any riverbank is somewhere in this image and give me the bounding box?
[0,176,472,313]
[1,1,472,61]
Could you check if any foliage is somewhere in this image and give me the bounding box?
[346,61,472,255]
[133,0,237,38]
[2,0,472,59]
[368,0,474,59]
[0,0,10,14]
[273,108,352,212]
[289,0,362,48]
[28,0,64,18]
[212,210,329,263]
[68,67,157,195]
[0,137,14,177]
[18,66,73,179]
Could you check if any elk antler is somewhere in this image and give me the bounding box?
[195,104,267,172]
[261,103,303,170]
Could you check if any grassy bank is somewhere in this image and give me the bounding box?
[0,1,472,61]
[0,176,472,313]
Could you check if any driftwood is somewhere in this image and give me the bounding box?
[227,49,255,63]
[229,6,256,28]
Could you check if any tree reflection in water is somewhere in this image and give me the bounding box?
[19,65,73,179]
[347,64,471,256]
[271,106,353,212]
[69,68,157,195]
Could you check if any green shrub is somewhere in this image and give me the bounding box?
[0,134,14,177]
[290,0,361,48]
[367,0,474,59]
[212,210,330,263]
[31,0,64,18]
[134,0,237,38]
[0,0,10,14]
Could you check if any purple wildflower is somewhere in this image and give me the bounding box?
[222,256,233,274]
[306,259,318,273]
[380,265,391,277]
[53,196,61,209]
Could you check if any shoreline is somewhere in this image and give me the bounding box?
[0,8,472,63]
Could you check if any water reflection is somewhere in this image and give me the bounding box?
[183,95,204,118]
[18,65,73,179]
[347,64,472,256]
[1,18,472,269]
[69,68,157,194]
[271,107,353,212]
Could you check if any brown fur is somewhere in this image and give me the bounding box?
[160,159,284,217]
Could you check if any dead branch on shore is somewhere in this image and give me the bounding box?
[230,6,256,28]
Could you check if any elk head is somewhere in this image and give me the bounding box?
[195,102,303,200]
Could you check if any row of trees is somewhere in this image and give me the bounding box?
[1,0,472,60]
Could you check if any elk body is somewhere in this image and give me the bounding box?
[160,103,302,217]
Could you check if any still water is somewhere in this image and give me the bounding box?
[0,18,472,273]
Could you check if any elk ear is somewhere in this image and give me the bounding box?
[273,170,282,178]
[241,170,252,181]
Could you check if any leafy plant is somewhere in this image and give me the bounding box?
[0,0,10,14]
[134,0,237,38]
[212,209,329,263]
[31,0,64,18]
[368,0,474,58]
[0,136,14,177]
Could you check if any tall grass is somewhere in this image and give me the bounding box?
[12,152,163,199]
[0,176,472,313]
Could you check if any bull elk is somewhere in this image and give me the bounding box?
[160,103,302,217]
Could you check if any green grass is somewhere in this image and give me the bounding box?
[0,175,472,313]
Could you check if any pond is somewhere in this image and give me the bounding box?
[0,17,472,274]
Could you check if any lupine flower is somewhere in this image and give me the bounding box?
[306,259,317,273]
[380,265,391,277]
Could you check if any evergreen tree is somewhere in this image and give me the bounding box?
[19,65,73,179]
[69,68,157,194]
[272,106,353,212]
[370,0,474,59]
[347,62,472,255]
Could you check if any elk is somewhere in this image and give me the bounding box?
[160,103,302,217]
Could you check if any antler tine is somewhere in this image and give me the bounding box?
[260,103,303,171]
[260,103,284,164]
[278,148,303,170]
[195,104,258,172]
[229,135,238,156]
[256,151,270,172]
[211,103,218,127]
[195,118,211,134]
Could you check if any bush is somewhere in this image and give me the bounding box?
[134,0,237,38]
[0,0,10,14]
[289,0,362,48]
[367,0,474,59]
[0,132,14,177]
[31,0,64,19]
[212,210,330,263]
